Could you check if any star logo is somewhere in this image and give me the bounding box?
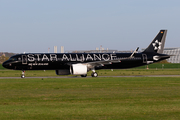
[152,40,162,50]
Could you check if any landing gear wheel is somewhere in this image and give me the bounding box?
[21,75,25,78]
[81,74,87,77]
[21,70,25,78]
[91,72,98,77]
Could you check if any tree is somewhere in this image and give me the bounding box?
[0,55,9,64]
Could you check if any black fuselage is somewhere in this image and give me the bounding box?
[2,52,169,70]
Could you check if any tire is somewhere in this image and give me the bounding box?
[21,75,25,78]
[91,72,98,77]
[81,74,87,77]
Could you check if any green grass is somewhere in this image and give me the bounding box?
[135,63,180,69]
[0,64,6,70]
[0,77,180,120]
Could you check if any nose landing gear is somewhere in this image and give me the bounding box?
[21,70,25,78]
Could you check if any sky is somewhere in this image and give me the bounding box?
[1,0,180,53]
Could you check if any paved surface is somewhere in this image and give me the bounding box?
[0,75,180,79]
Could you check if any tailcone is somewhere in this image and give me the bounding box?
[153,54,170,62]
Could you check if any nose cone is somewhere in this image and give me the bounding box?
[2,61,7,68]
[2,61,11,69]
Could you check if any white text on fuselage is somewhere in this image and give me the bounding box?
[27,54,117,62]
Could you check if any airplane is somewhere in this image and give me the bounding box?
[3,30,170,78]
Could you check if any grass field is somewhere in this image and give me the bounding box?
[1,64,180,119]
[0,77,180,120]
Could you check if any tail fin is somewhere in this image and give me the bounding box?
[143,30,167,54]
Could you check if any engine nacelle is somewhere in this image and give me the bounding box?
[55,69,70,75]
[70,64,87,75]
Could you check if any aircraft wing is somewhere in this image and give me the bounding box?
[85,47,139,69]
[85,56,131,69]
[67,47,139,69]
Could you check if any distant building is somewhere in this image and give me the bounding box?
[66,50,120,53]
[54,46,57,53]
[163,48,180,63]
[66,49,135,53]
[2,53,5,56]
[61,46,64,53]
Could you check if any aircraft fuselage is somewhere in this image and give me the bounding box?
[2,52,168,70]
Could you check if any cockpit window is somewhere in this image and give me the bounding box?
[9,57,17,61]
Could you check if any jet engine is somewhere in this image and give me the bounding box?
[70,64,87,75]
[56,64,88,75]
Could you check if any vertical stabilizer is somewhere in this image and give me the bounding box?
[143,30,167,53]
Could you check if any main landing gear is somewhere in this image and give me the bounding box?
[21,70,25,78]
[80,69,98,77]
[91,72,98,77]
[80,72,98,77]
[81,74,87,77]
[91,69,98,77]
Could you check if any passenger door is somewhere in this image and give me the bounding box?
[22,55,27,64]
[142,54,147,63]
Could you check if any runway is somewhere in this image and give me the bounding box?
[0,75,180,79]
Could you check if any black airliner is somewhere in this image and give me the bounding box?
[3,30,170,78]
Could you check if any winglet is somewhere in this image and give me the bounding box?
[143,30,167,54]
